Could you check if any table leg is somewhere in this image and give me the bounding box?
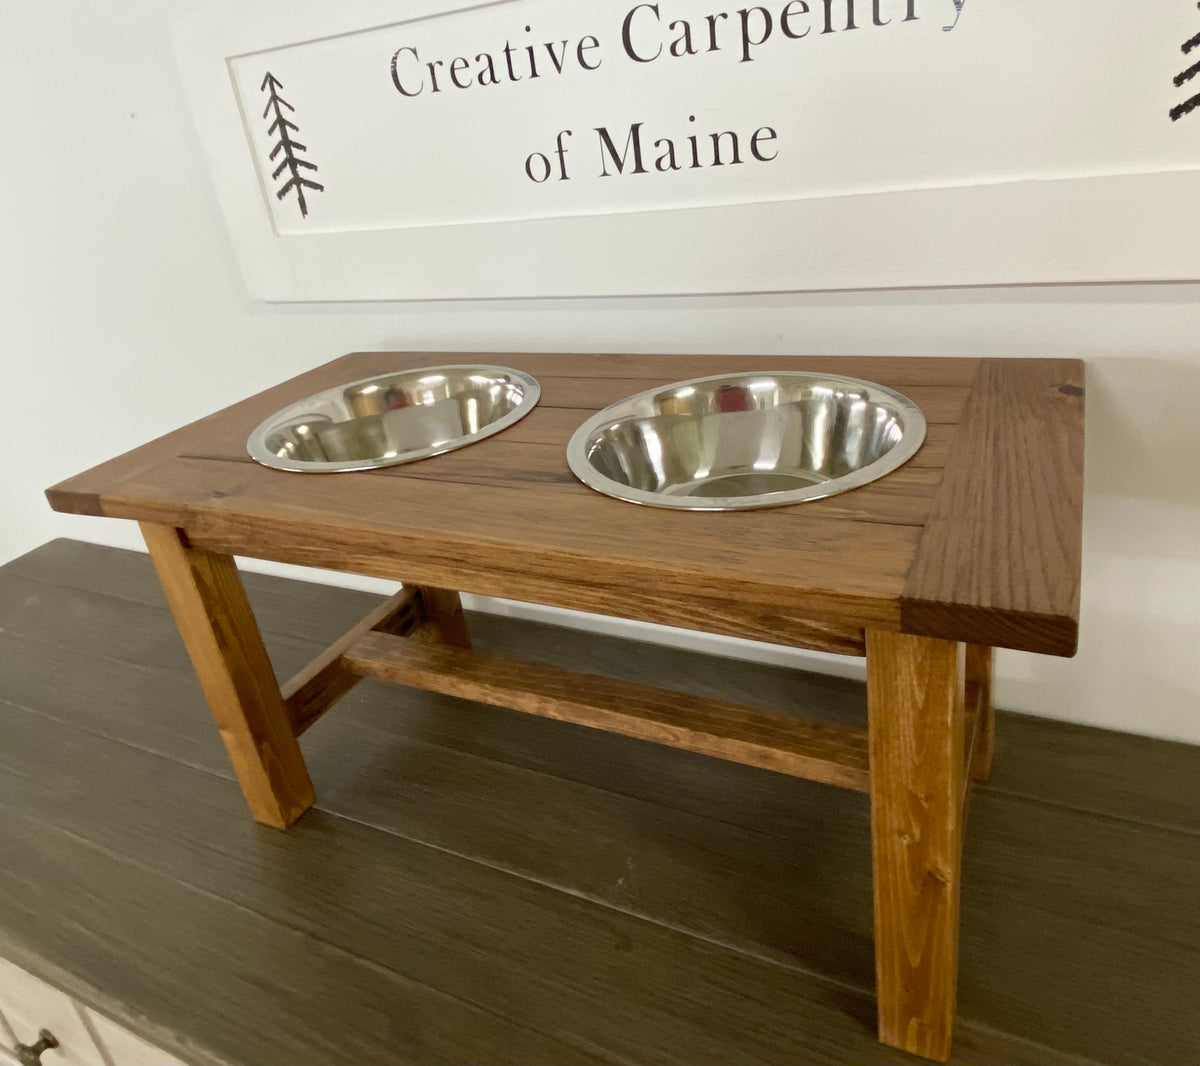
[966,645,995,781]
[865,630,966,1063]
[411,586,471,648]
[140,523,314,829]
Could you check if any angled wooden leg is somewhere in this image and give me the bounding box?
[866,630,966,1063]
[965,645,995,781]
[140,523,314,829]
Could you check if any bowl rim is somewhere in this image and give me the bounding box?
[566,370,928,511]
[247,363,541,473]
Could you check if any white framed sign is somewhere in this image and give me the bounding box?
[174,0,1200,300]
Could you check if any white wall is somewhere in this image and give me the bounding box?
[2,1,1197,742]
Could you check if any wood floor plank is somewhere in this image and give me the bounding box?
[0,570,317,683]
[0,813,614,1066]
[1,541,385,653]
[0,702,1096,1066]
[0,639,231,778]
[0,706,883,1065]
[987,711,1200,833]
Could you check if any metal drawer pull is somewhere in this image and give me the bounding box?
[14,1029,59,1065]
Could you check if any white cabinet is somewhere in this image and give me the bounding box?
[79,1013,186,1066]
[0,958,186,1066]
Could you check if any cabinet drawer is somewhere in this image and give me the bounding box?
[0,959,188,1066]
[81,1010,187,1066]
[0,958,105,1066]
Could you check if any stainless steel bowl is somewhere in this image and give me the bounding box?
[247,365,540,472]
[567,372,926,511]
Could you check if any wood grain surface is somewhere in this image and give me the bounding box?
[139,523,314,828]
[281,587,421,736]
[902,359,1085,655]
[344,631,871,790]
[412,586,472,648]
[867,630,967,1062]
[44,352,1085,655]
[101,451,918,633]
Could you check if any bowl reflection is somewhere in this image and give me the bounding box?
[247,365,540,473]
[567,372,926,511]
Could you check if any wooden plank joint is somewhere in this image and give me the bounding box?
[282,587,423,736]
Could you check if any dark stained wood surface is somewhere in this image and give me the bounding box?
[0,812,606,1066]
[102,454,917,637]
[0,541,1195,1066]
[902,359,1085,656]
[44,352,1085,655]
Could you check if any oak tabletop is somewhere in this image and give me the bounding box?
[46,352,1084,656]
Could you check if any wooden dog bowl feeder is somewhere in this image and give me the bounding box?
[46,351,1085,1063]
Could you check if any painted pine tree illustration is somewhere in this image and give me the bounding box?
[1171,3,1200,120]
[261,72,324,216]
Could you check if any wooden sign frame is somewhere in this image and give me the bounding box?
[174,0,1200,301]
